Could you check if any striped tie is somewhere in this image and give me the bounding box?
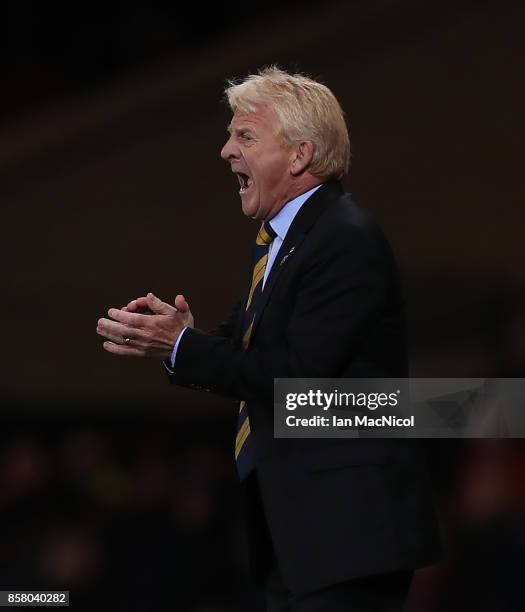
[235,221,277,480]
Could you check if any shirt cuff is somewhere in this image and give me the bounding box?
[164,326,188,373]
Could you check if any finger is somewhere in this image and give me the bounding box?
[126,298,146,310]
[107,308,149,327]
[146,292,173,315]
[103,341,145,357]
[123,300,138,312]
[98,327,126,344]
[128,297,153,313]
[135,296,149,308]
[123,299,154,315]
[97,318,141,343]
[174,294,189,313]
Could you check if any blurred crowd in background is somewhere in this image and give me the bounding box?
[0,418,252,611]
[0,419,523,610]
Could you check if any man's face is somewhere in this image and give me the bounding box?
[220,105,295,220]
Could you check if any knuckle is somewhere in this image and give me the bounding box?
[127,313,138,328]
[138,327,150,340]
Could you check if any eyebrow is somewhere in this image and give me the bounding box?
[226,124,255,136]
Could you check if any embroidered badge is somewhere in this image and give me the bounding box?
[280,246,296,266]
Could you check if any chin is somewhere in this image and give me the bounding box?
[241,196,259,219]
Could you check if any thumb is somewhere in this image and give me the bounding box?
[146,292,171,314]
[174,294,189,313]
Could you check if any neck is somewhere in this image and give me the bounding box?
[266,176,323,220]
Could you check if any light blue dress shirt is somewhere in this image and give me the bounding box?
[168,183,323,369]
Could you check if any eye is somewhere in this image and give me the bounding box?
[240,132,253,142]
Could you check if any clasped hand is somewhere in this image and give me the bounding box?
[97,293,194,359]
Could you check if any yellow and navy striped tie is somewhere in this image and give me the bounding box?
[235,221,277,480]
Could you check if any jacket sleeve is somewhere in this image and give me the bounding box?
[168,226,389,403]
[164,298,243,386]
[206,299,243,339]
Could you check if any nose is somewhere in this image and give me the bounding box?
[220,134,238,162]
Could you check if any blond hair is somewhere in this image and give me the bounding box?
[224,66,350,180]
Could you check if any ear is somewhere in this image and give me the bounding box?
[290,141,314,176]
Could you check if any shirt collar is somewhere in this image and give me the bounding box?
[268,184,323,241]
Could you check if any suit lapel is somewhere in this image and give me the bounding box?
[248,180,344,341]
[249,223,305,337]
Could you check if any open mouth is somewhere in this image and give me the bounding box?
[236,172,253,194]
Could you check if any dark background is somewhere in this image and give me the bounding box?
[0,0,524,610]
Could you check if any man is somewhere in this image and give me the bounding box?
[97,67,441,611]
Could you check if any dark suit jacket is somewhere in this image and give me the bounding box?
[169,180,441,594]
